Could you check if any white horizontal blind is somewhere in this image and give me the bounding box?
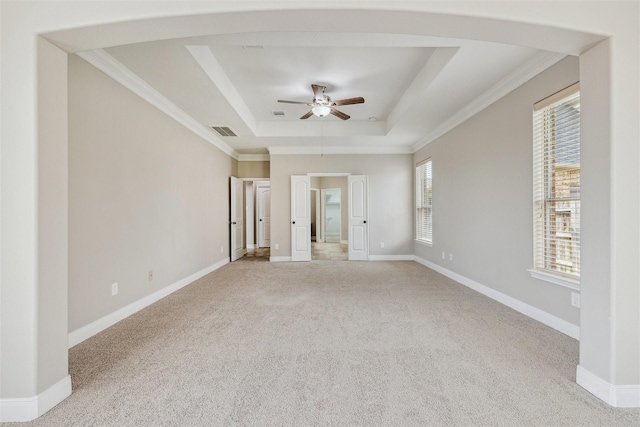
[533,83,580,278]
[416,159,432,243]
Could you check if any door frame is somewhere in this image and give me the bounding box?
[239,178,270,251]
[321,187,342,243]
[230,176,246,262]
[306,173,368,261]
[310,188,320,242]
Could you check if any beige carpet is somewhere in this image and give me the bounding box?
[9,261,639,426]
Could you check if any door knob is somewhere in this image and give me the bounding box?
[232,221,237,225]
[292,221,296,224]
[259,219,262,221]
[363,220,367,224]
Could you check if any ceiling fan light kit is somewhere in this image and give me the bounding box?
[278,84,365,120]
[311,105,331,117]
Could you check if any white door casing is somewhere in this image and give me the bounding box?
[311,188,320,242]
[348,175,369,260]
[291,175,311,261]
[257,185,271,248]
[245,182,255,249]
[230,176,246,261]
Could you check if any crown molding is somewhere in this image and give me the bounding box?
[76,49,240,160]
[237,154,270,161]
[412,50,567,152]
[268,145,414,156]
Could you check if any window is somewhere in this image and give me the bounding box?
[416,159,432,244]
[532,83,580,284]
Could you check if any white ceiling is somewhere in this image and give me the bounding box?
[87,30,566,157]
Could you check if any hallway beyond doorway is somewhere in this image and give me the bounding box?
[312,242,348,261]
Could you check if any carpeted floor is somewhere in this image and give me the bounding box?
[7,261,639,426]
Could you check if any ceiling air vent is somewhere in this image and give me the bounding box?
[272,111,285,116]
[210,126,237,137]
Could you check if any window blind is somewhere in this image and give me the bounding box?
[416,159,432,243]
[533,83,580,278]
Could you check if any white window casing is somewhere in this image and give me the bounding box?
[532,83,581,287]
[416,159,433,244]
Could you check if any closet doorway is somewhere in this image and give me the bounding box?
[321,188,341,243]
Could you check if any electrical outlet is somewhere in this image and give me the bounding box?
[148,270,153,281]
[220,246,224,253]
[111,282,118,296]
[571,292,581,308]
[275,243,279,250]
[442,252,445,260]
[449,253,453,261]
[380,242,385,249]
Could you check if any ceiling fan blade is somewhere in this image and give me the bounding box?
[300,111,314,120]
[331,97,365,106]
[330,108,350,120]
[311,84,325,101]
[278,100,310,105]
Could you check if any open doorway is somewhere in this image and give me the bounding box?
[292,174,368,262]
[322,188,341,243]
[312,176,348,261]
[236,178,270,262]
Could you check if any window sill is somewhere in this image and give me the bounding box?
[415,239,432,247]
[528,269,580,291]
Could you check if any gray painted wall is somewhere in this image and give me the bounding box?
[68,54,236,332]
[414,56,581,326]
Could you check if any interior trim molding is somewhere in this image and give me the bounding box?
[412,50,567,151]
[267,145,414,155]
[528,268,580,291]
[68,258,229,348]
[0,375,72,422]
[413,255,580,340]
[577,365,640,408]
[76,49,240,160]
[238,154,270,161]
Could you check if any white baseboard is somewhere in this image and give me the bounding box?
[270,256,292,262]
[369,255,414,261]
[68,258,229,348]
[247,243,255,249]
[577,365,640,407]
[340,240,348,245]
[0,375,71,422]
[413,256,580,340]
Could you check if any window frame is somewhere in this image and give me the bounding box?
[530,83,581,290]
[415,158,433,245]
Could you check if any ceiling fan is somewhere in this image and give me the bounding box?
[277,84,365,120]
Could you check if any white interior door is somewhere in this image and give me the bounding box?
[257,186,271,248]
[230,176,246,261]
[245,182,255,249]
[348,175,369,260]
[291,175,311,261]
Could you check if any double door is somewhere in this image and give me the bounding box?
[291,175,368,261]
